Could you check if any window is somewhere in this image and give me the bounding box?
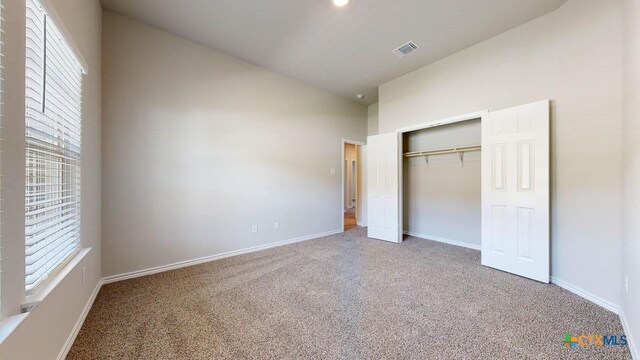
[25,0,83,293]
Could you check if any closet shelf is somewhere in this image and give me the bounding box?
[403,145,481,158]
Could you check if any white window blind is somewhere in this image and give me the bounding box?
[25,0,83,293]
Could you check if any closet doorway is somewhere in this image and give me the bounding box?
[342,139,365,231]
[367,100,550,283]
[403,119,482,250]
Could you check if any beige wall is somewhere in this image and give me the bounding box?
[101,12,367,277]
[622,0,640,355]
[403,120,481,247]
[0,0,102,358]
[367,103,379,136]
[379,0,623,306]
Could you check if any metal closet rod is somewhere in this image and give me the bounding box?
[403,145,482,158]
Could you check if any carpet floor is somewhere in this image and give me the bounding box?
[68,228,632,359]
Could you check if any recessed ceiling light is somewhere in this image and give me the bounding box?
[333,0,350,7]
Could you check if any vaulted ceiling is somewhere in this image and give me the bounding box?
[101,0,567,105]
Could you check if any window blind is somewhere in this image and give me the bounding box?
[25,0,83,293]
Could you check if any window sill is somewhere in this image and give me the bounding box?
[0,313,29,344]
[0,248,91,344]
[22,247,92,312]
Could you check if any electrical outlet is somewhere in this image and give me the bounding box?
[625,276,629,293]
[331,169,336,175]
[82,267,86,284]
[252,224,258,233]
[274,222,279,230]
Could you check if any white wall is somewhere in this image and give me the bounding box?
[622,0,640,356]
[0,0,102,358]
[403,120,481,247]
[379,0,623,306]
[101,12,367,277]
[367,103,379,136]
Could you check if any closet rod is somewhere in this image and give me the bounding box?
[403,145,481,158]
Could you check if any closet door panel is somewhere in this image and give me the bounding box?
[481,100,549,283]
[367,132,401,243]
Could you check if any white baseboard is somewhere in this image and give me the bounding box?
[550,277,637,357]
[620,310,639,360]
[57,279,103,360]
[102,229,343,284]
[403,231,481,251]
[550,276,620,314]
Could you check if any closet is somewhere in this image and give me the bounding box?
[367,100,550,283]
[402,119,482,249]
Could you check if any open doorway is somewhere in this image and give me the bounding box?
[342,140,365,231]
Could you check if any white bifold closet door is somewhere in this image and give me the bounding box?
[481,100,550,283]
[367,132,401,243]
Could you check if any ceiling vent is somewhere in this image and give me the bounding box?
[393,41,420,58]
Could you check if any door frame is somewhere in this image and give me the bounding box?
[342,139,366,231]
[395,110,488,238]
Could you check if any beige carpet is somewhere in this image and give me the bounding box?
[68,228,631,359]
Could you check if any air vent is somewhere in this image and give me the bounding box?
[393,41,420,58]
